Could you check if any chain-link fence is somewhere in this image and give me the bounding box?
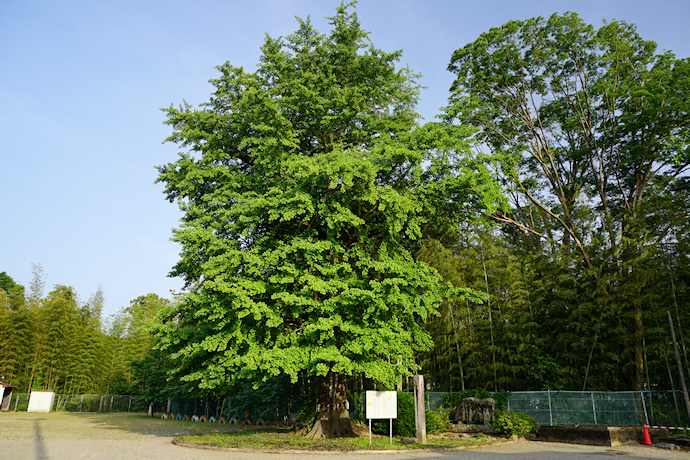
[506,391,689,427]
[426,392,445,411]
[5,392,29,411]
[53,394,150,413]
[168,392,469,423]
[6,390,688,428]
[646,391,690,428]
[4,394,149,413]
[162,395,301,422]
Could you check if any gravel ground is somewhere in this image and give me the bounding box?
[0,412,239,460]
[1,412,688,460]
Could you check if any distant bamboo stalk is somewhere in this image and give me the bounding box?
[668,311,690,422]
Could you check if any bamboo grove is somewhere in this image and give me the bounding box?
[0,267,170,394]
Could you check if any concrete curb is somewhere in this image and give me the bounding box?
[171,436,516,455]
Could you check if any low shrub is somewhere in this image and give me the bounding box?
[490,410,539,437]
[372,395,452,436]
[426,406,451,434]
[372,391,415,437]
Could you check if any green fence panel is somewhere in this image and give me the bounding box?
[505,391,681,427]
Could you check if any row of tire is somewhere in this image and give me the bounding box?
[161,413,226,423]
[160,413,266,424]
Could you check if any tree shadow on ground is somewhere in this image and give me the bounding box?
[79,412,283,438]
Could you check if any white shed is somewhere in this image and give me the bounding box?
[27,390,55,413]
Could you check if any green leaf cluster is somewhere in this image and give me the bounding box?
[491,410,539,437]
[425,406,452,434]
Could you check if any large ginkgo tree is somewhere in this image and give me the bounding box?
[155,3,502,437]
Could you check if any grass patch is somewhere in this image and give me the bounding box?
[177,429,497,451]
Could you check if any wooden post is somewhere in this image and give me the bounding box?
[668,311,690,422]
[397,357,403,391]
[413,374,426,444]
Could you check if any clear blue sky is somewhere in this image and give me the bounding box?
[2,0,688,320]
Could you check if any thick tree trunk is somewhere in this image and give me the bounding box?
[305,370,355,438]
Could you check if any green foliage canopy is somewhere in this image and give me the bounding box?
[448,12,689,262]
[155,4,503,394]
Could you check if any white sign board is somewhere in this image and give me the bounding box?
[365,391,397,419]
[27,391,55,413]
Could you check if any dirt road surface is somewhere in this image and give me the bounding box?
[1,412,688,460]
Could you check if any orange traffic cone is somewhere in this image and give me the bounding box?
[643,424,653,445]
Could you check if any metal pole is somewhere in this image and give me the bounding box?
[547,391,553,426]
[640,391,649,426]
[668,311,690,423]
[591,392,597,425]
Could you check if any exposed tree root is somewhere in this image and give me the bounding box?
[306,412,356,439]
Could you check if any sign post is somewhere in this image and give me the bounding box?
[366,391,397,445]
